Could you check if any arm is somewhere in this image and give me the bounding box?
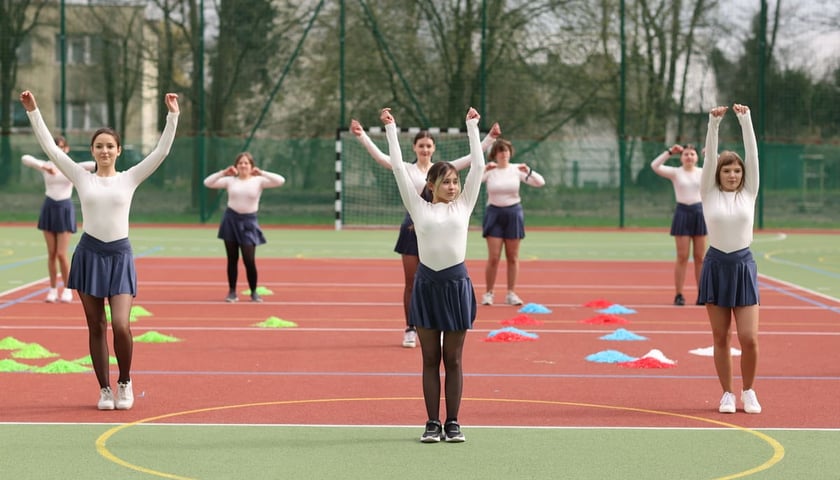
[254,169,286,188]
[700,107,727,195]
[203,169,232,189]
[24,110,86,182]
[650,147,679,178]
[79,161,96,172]
[21,154,47,170]
[351,119,393,169]
[735,105,759,195]
[383,111,423,217]
[124,111,179,183]
[450,122,500,170]
[517,164,546,187]
[459,109,485,210]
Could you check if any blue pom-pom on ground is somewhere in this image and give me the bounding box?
[600,328,648,341]
[519,303,552,314]
[597,304,637,314]
[586,350,637,363]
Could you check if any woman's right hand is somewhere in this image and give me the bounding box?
[223,166,238,176]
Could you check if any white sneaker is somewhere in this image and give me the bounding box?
[505,291,524,306]
[402,329,417,348]
[741,389,762,414]
[116,380,134,410]
[45,288,58,303]
[718,392,736,413]
[481,292,494,305]
[60,289,73,303]
[98,387,115,410]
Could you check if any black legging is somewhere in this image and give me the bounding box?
[224,240,258,292]
[417,327,467,423]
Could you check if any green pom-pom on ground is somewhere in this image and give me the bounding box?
[11,343,59,359]
[134,331,181,343]
[254,316,297,328]
[0,336,28,350]
[105,305,154,322]
[72,355,118,365]
[33,359,91,374]
[242,286,273,296]
[0,358,34,372]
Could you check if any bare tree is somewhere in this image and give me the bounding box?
[0,0,50,186]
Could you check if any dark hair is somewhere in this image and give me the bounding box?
[425,161,459,200]
[489,138,514,160]
[90,127,121,149]
[53,135,67,149]
[413,131,435,146]
[681,143,697,152]
[715,151,746,191]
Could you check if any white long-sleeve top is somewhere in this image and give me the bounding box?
[482,164,545,207]
[701,111,759,253]
[203,170,286,214]
[356,129,495,195]
[21,154,95,200]
[27,108,179,242]
[387,118,484,271]
[650,152,702,205]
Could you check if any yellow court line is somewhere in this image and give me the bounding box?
[96,396,785,480]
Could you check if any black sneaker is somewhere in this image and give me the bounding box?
[420,420,443,443]
[225,291,238,303]
[444,420,465,443]
[251,293,263,303]
[674,294,685,306]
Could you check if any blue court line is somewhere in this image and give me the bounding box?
[758,280,840,315]
[0,256,45,271]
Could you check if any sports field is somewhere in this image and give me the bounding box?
[1,225,838,479]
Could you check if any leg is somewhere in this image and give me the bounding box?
[503,238,521,292]
[441,330,467,422]
[224,240,240,293]
[401,255,419,328]
[240,244,258,293]
[416,327,442,421]
[79,293,110,388]
[108,294,134,383]
[484,237,503,296]
[706,304,734,393]
[691,235,706,287]
[55,232,72,288]
[732,305,760,390]
[674,235,690,296]
[42,231,59,288]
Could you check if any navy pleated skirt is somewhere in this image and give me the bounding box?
[482,203,525,239]
[68,233,136,298]
[698,246,760,307]
[393,212,419,256]
[217,208,266,246]
[670,202,707,237]
[37,197,77,233]
[409,262,476,331]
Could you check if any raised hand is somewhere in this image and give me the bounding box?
[710,106,728,118]
[732,103,750,115]
[380,108,394,125]
[20,91,38,112]
[489,122,501,138]
[350,119,364,137]
[466,107,480,122]
[669,144,684,155]
[165,93,179,113]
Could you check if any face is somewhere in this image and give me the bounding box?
[430,169,460,203]
[680,148,698,168]
[235,155,254,176]
[413,137,435,162]
[91,133,121,170]
[719,163,743,192]
[493,145,511,164]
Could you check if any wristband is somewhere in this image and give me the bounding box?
[525,167,532,181]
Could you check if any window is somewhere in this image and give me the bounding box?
[54,102,109,131]
[54,34,101,65]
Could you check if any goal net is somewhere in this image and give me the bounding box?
[335,126,479,230]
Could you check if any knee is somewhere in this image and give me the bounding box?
[712,332,731,348]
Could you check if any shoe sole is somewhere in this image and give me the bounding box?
[402,342,416,348]
[718,406,736,413]
[445,436,466,443]
[115,403,134,410]
[743,407,761,414]
[420,436,442,443]
[98,403,115,410]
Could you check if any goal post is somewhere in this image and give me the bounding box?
[335,126,480,230]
